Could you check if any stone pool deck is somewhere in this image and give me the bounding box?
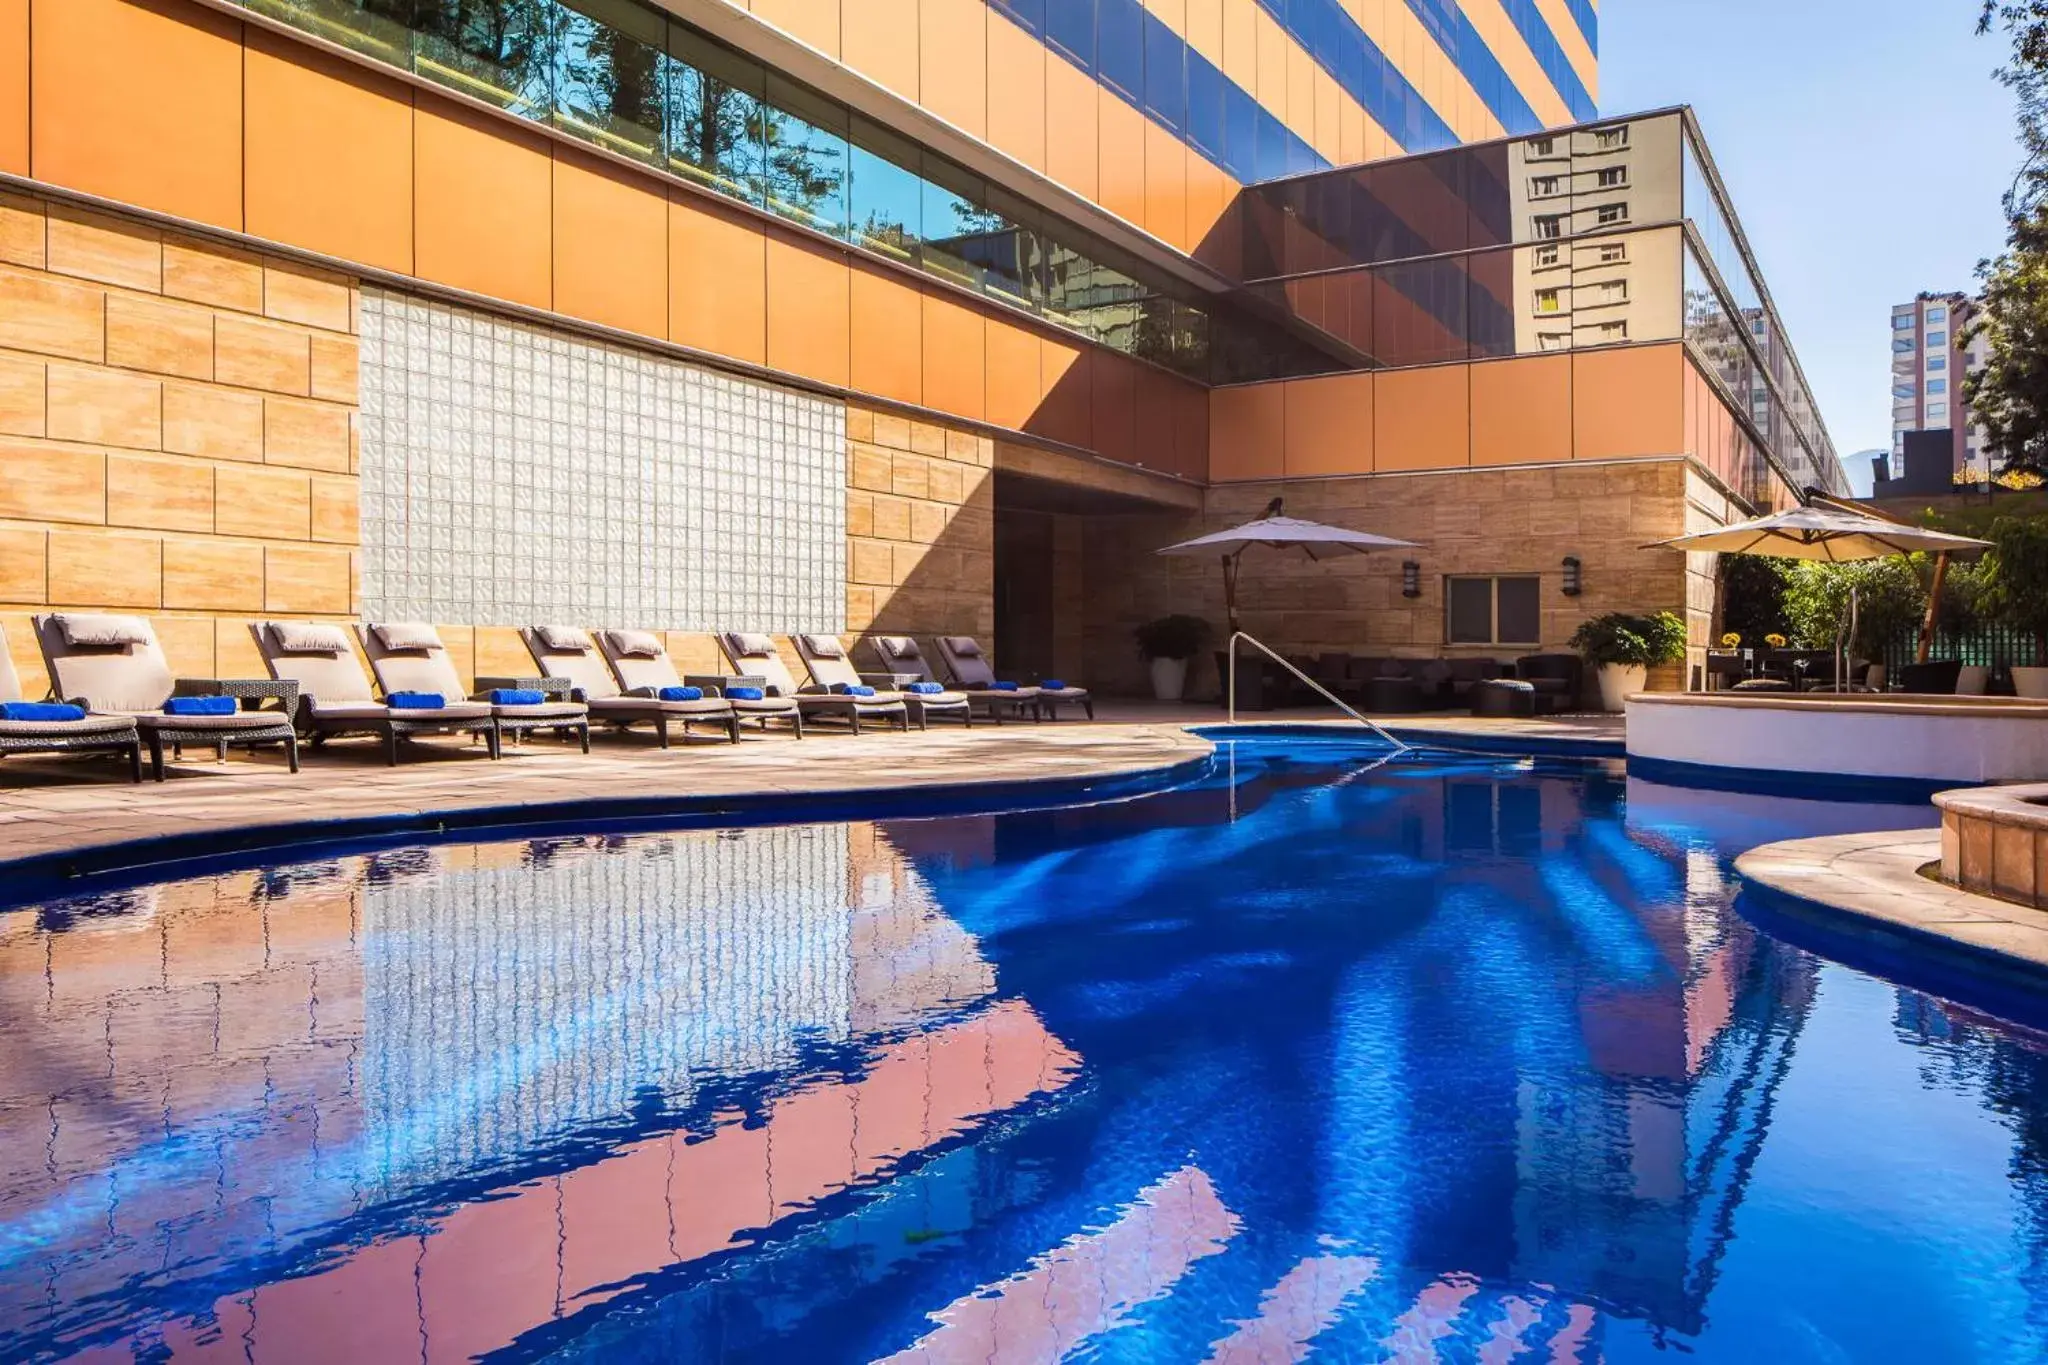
[1737,829,2048,971]
[0,702,1622,886]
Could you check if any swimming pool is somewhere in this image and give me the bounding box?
[0,738,2039,1362]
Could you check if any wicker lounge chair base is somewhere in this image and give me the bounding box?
[140,715,299,782]
[0,718,145,783]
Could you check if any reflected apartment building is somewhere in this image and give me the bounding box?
[0,0,1842,696]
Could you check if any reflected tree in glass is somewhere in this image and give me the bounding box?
[554,0,666,164]
[666,31,768,204]
[409,0,556,117]
[761,80,849,237]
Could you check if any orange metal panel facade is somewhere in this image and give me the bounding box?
[1171,376,1210,481]
[0,0,23,176]
[918,0,988,140]
[552,150,669,341]
[1142,122,1189,252]
[244,29,414,276]
[921,288,986,421]
[1283,372,1373,477]
[765,230,851,388]
[1097,93,1149,234]
[412,98,554,312]
[750,0,840,57]
[1471,354,1571,467]
[840,0,920,102]
[1572,344,1686,460]
[1209,382,1285,482]
[1090,350,1138,466]
[983,315,1043,432]
[1374,365,1472,471]
[985,12,1047,173]
[30,0,244,231]
[1030,335,1093,450]
[850,265,923,406]
[1043,57,1101,203]
[668,193,767,366]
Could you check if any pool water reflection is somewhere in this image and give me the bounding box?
[1,741,2041,1362]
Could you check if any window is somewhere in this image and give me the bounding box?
[1592,126,1629,149]
[1596,167,1627,188]
[1532,244,1561,268]
[1894,314,1917,330]
[1593,320,1628,341]
[1926,305,1948,324]
[1928,377,1948,394]
[1530,175,1564,198]
[1533,214,1563,239]
[1537,331,1570,351]
[1046,0,1095,69]
[1095,0,1144,99]
[1597,241,1627,264]
[1892,337,1916,354]
[1927,355,1947,372]
[1448,577,1542,646]
[1533,288,1563,315]
[1594,202,1627,225]
[1929,402,1950,420]
[1926,331,1947,348]
[1592,279,1628,304]
[1893,383,1917,400]
[1528,136,1557,157]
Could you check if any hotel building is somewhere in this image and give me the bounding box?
[1890,290,1990,483]
[0,0,1843,698]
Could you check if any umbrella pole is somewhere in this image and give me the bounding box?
[1917,551,1950,666]
[1223,551,1241,636]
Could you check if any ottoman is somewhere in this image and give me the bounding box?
[1470,679,1538,718]
[1363,675,1422,713]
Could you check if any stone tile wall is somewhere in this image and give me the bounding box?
[846,404,995,647]
[0,190,359,699]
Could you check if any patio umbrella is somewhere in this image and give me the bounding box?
[1646,499,1991,680]
[1156,498,1420,634]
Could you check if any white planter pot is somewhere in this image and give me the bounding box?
[2014,666,2048,700]
[1150,656,1190,702]
[1958,665,1989,696]
[1596,663,1647,713]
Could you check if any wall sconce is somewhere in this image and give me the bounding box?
[1561,556,1583,597]
[1401,561,1421,599]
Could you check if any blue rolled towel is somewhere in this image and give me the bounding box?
[1,701,86,723]
[489,689,545,706]
[988,681,1020,692]
[162,695,237,717]
[726,686,766,700]
[657,686,704,702]
[832,683,877,696]
[1039,679,1068,691]
[387,691,446,710]
[906,681,944,695]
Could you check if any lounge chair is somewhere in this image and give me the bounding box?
[357,622,591,754]
[718,632,911,734]
[520,625,741,746]
[0,623,143,782]
[594,629,805,737]
[252,620,497,763]
[32,613,298,781]
[934,635,1095,721]
[868,635,1035,724]
[794,634,972,730]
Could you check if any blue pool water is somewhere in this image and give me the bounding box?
[2,739,2044,1362]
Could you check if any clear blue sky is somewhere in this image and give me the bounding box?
[1600,0,2020,494]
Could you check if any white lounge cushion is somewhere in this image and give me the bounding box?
[269,621,352,654]
[798,634,845,659]
[57,614,151,648]
[877,636,919,660]
[606,630,663,658]
[730,632,777,658]
[940,636,983,658]
[372,622,443,652]
[534,625,592,652]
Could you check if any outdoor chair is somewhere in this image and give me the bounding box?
[875,636,1037,723]
[0,622,143,782]
[522,626,740,746]
[1442,658,1506,704]
[595,629,803,737]
[1514,654,1585,714]
[33,614,298,782]
[718,632,910,734]
[1896,660,1964,695]
[794,634,972,729]
[254,620,497,763]
[358,622,590,754]
[935,635,1094,720]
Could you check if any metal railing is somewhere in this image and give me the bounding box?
[1226,632,1412,754]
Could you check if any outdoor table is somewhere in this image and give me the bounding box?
[475,675,576,700]
[686,674,771,697]
[172,676,301,723]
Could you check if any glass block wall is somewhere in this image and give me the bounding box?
[358,289,847,633]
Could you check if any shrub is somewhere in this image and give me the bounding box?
[1780,559,1926,660]
[1987,516,2048,665]
[1719,556,1793,643]
[1568,612,1688,667]
[1134,614,1212,661]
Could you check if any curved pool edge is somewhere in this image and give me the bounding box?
[1735,829,2048,984]
[0,746,1221,911]
[1193,721,1626,761]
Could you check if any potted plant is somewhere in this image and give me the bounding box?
[1134,615,1211,702]
[1568,611,1688,712]
[1987,517,2048,697]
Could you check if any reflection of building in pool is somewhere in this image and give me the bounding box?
[0,824,1071,1362]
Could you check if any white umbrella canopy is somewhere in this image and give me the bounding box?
[1156,498,1421,632]
[1647,504,1990,562]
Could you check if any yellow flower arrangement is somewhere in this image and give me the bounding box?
[1765,633,1788,648]
[1719,632,1741,648]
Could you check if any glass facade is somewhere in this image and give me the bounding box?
[1231,111,1848,498]
[233,0,1338,385]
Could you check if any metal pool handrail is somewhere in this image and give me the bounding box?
[1226,632,1412,754]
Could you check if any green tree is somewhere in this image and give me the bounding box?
[1986,515,2048,664]
[1780,559,1927,661]
[1968,4,2048,473]
[1717,555,1793,644]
